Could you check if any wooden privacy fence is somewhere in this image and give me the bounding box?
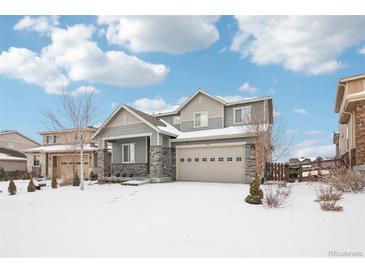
[298,158,343,182]
[265,162,289,182]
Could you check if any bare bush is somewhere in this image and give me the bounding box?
[262,184,292,208]
[324,167,365,193]
[316,186,343,212]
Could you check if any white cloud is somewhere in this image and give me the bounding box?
[0,23,169,94]
[238,81,258,93]
[132,97,179,114]
[231,16,365,75]
[359,47,365,55]
[14,16,59,35]
[97,16,220,54]
[293,108,308,114]
[69,85,99,96]
[303,130,322,135]
[292,139,335,158]
[0,47,68,94]
[217,95,256,102]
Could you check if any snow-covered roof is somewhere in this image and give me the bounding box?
[0,153,27,161]
[158,120,181,137]
[25,144,98,153]
[170,125,257,142]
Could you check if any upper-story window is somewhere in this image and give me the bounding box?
[194,112,208,128]
[46,135,57,144]
[33,155,40,166]
[234,106,251,124]
[173,116,180,125]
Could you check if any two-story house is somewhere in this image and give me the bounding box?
[0,130,40,174]
[94,89,273,183]
[333,73,365,170]
[25,127,99,179]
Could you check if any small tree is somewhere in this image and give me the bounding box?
[0,167,6,181]
[42,87,97,191]
[8,178,17,195]
[51,177,58,189]
[27,178,36,192]
[245,175,263,204]
[73,173,80,186]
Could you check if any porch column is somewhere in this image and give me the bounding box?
[150,146,162,179]
[97,149,110,182]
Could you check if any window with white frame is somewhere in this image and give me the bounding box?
[33,155,40,166]
[234,106,251,124]
[194,112,208,128]
[173,116,180,125]
[122,143,135,163]
[46,135,57,144]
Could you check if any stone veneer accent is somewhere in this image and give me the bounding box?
[112,163,148,177]
[149,146,176,180]
[97,149,111,180]
[245,143,257,183]
[355,101,365,165]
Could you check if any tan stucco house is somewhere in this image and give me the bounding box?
[0,130,40,174]
[94,89,273,184]
[25,127,99,179]
[333,73,365,170]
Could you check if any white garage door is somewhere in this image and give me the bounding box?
[176,144,245,183]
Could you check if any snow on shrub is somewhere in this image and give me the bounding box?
[262,184,292,208]
[324,167,365,193]
[8,178,17,195]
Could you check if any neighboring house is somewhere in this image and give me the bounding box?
[0,130,40,174]
[25,127,99,178]
[94,89,273,183]
[333,73,365,170]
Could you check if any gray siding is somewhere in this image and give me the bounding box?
[173,137,254,147]
[181,117,223,132]
[224,101,266,127]
[97,123,159,147]
[162,134,170,147]
[112,136,147,164]
[158,114,180,130]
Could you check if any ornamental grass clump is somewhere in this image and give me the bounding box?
[8,178,17,195]
[27,178,36,192]
[245,175,263,204]
[51,177,58,189]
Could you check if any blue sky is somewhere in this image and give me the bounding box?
[1,15,365,159]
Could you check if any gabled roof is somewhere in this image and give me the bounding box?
[0,130,40,146]
[92,104,176,139]
[0,147,26,159]
[153,89,272,117]
[38,127,97,135]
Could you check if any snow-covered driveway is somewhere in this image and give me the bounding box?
[0,180,364,257]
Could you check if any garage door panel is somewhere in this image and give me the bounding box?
[176,145,245,183]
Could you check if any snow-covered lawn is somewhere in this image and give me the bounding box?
[0,180,364,257]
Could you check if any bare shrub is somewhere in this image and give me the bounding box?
[324,167,365,193]
[316,186,343,212]
[316,186,343,202]
[262,184,292,208]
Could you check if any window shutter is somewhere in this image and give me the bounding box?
[130,144,135,163]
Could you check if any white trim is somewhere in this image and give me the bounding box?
[171,132,253,143]
[339,73,365,83]
[92,104,160,139]
[121,143,135,163]
[175,142,247,149]
[193,111,208,128]
[157,132,160,146]
[233,106,251,125]
[102,133,152,142]
[145,136,148,163]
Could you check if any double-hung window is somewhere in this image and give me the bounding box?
[194,112,208,128]
[33,155,40,166]
[234,106,251,124]
[122,143,135,163]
